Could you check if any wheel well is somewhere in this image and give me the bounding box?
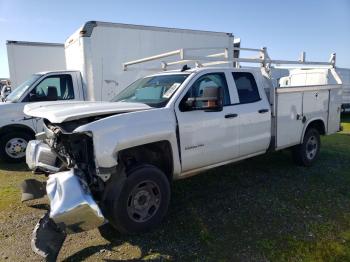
[118,141,174,181]
[306,119,326,136]
[0,125,35,139]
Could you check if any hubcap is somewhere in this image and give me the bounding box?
[127,180,161,223]
[306,135,318,160]
[5,138,28,159]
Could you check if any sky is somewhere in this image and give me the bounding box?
[0,0,349,79]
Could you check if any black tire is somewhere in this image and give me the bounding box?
[103,165,170,234]
[0,131,33,163]
[292,128,321,167]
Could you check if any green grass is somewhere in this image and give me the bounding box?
[0,114,349,261]
[0,163,32,210]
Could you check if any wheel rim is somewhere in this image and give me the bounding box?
[5,138,28,159]
[127,180,161,223]
[306,135,318,160]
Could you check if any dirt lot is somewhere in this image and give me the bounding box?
[0,114,349,261]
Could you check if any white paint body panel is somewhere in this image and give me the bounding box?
[7,42,66,89]
[275,85,342,149]
[24,101,151,123]
[0,102,37,131]
[75,108,181,175]
[336,68,350,107]
[276,92,303,147]
[279,67,350,107]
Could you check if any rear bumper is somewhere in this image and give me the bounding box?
[47,168,105,233]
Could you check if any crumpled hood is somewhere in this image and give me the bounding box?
[23,101,152,123]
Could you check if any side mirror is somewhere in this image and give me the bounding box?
[184,86,223,112]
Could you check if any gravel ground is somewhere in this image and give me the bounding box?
[0,114,349,261]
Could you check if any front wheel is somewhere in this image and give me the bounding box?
[292,128,320,167]
[0,131,32,163]
[104,165,171,234]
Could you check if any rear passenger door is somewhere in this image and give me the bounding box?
[231,71,271,157]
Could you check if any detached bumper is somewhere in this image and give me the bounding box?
[47,169,105,233]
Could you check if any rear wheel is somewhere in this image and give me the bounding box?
[293,128,320,166]
[103,165,170,234]
[0,131,32,163]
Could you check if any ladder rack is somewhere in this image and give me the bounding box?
[122,46,336,71]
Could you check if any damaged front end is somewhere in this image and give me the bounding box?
[22,119,107,260]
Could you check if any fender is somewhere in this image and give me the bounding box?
[74,108,182,177]
[0,102,38,132]
[300,117,326,143]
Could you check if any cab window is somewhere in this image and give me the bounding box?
[180,73,230,111]
[232,72,260,104]
[28,74,74,102]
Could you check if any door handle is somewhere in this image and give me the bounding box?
[258,109,269,113]
[225,113,238,119]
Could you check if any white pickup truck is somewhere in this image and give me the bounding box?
[22,48,342,259]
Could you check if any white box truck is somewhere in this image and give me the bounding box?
[6,41,66,89]
[0,21,235,162]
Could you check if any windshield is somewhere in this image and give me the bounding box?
[6,74,41,102]
[112,74,189,107]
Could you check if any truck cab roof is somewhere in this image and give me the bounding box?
[36,70,81,75]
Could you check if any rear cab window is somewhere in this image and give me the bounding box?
[232,72,261,104]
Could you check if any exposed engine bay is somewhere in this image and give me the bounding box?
[40,114,118,191]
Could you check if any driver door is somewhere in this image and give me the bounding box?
[175,71,239,172]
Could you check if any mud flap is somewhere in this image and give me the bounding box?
[21,179,46,202]
[31,212,66,261]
